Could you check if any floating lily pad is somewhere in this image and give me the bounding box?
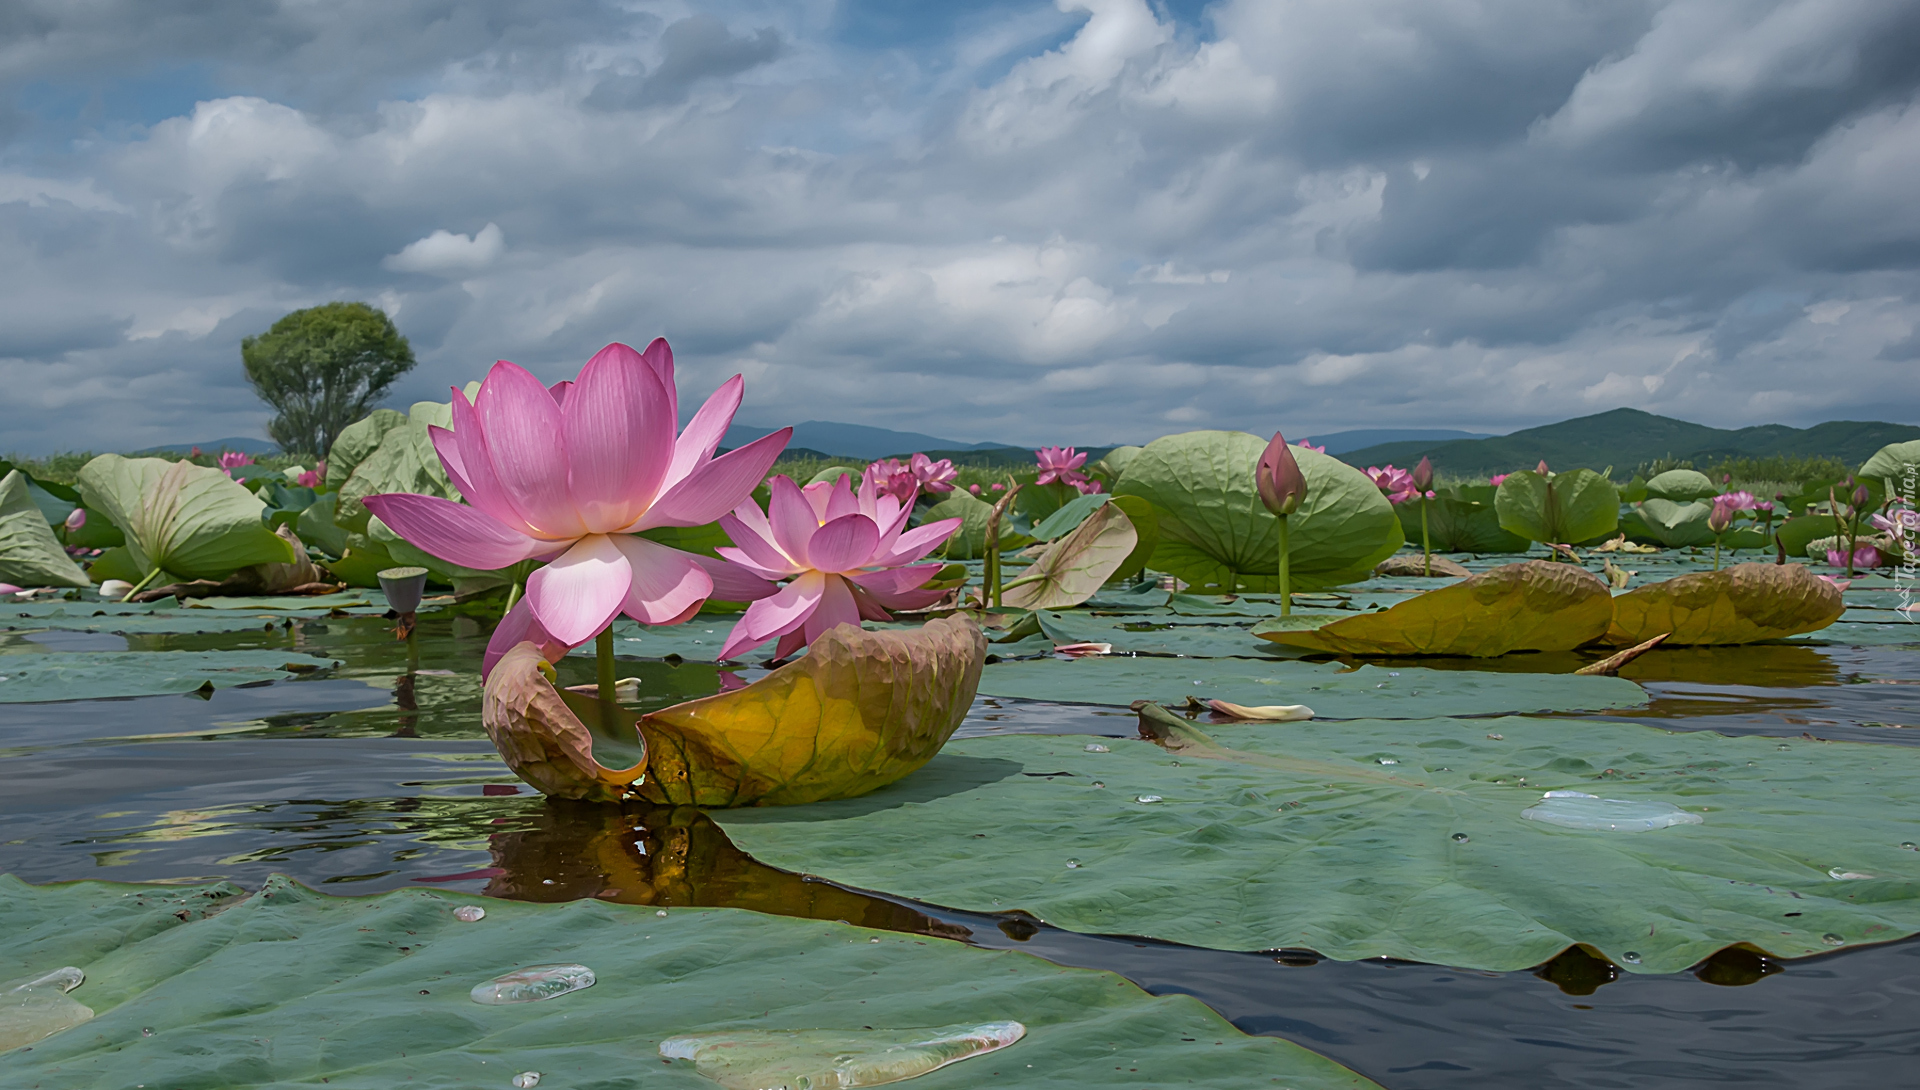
[0,650,341,702]
[975,654,1647,717]
[0,607,295,635]
[610,617,767,661]
[0,875,1377,1090]
[716,713,1920,973]
[1606,563,1845,646]
[1252,561,1613,657]
[1029,611,1285,659]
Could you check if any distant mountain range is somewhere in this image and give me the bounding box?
[135,437,282,457]
[726,422,1020,461]
[1335,408,1920,477]
[1297,428,1494,454]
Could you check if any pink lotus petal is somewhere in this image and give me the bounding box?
[822,474,862,523]
[447,388,543,537]
[847,563,941,597]
[713,545,788,582]
[483,597,574,679]
[689,553,779,602]
[871,518,962,566]
[663,374,743,492]
[362,493,544,570]
[429,423,470,489]
[638,428,791,530]
[802,573,862,644]
[609,534,713,625]
[640,338,676,415]
[565,342,677,531]
[801,480,835,522]
[475,360,586,538]
[717,570,824,659]
[845,580,894,622]
[806,513,881,573]
[766,475,820,567]
[1053,642,1112,657]
[525,533,633,646]
[548,379,572,405]
[718,513,799,577]
[773,629,808,660]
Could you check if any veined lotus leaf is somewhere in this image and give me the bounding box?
[76,456,296,584]
[1031,610,1288,659]
[294,493,350,558]
[1395,496,1530,553]
[1633,498,1716,547]
[0,471,90,588]
[715,711,1920,974]
[1605,562,1844,646]
[1252,560,1612,657]
[1643,469,1718,502]
[322,407,408,491]
[977,653,1647,716]
[926,491,1031,560]
[1859,439,1920,485]
[1026,492,1109,542]
[636,616,986,807]
[1105,494,1159,580]
[334,400,460,534]
[481,642,648,802]
[1002,504,1137,610]
[1114,431,1401,593]
[0,649,340,702]
[1094,444,1142,479]
[0,876,1377,1090]
[1494,469,1620,546]
[805,465,860,487]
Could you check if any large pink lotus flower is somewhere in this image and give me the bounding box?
[713,474,962,660]
[366,339,792,649]
[1034,446,1090,488]
[1364,465,1418,505]
[910,452,957,495]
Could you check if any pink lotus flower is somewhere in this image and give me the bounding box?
[1489,474,1509,486]
[864,458,916,504]
[1295,440,1326,454]
[1074,478,1104,495]
[366,339,792,652]
[989,482,1005,491]
[218,451,255,477]
[910,452,957,495]
[296,459,327,489]
[713,474,962,660]
[1827,545,1883,569]
[1872,508,1919,536]
[1034,446,1090,488]
[64,508,85,532]
[969,484,982,495]
[1364,465,1418,505]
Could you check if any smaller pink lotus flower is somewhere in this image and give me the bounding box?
[1035,446,1090,489]
[1364,465,1418,505]
[969,484,982,495]
[1295,440,1326,453]
[1827,545,1883,569]
[64,508,86,532]
[1410,456,1434,493]
[190,446,202,458]
[713,474,962,660]
[1713,491,1758,511]
[990,483,1005,492]
[910,453,957,495]
[1871,508,1919,536]
[1489,474,1509,486]
[863,458,917,504]
[1074,478,1104,495]
[219,451,255,470]
[296,469,322,488]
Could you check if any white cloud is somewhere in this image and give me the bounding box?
[384,223,506,275]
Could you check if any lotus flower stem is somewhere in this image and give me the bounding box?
[1276,514,1292,616]
[595,627,619,734]
[126,566,164,598]
[986,482,1022,608]
[1420,499,1431,577]
[1712,537,1721,572]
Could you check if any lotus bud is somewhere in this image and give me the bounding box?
[1707,498,1736,534]
[1535,460,1550,475]
[1852,484,1871,508]
[1257,431,1308,516]
[1411,457,1434,492]
[64,508,85,532]
[98,579,132,600]
[377,566,430,616]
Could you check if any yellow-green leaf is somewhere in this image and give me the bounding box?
[480,642,648,802]
[76,456,296,582]
[637,615,986,807]
[1604,562,1844,646]
[0,471,90,588]
[1252,560,1613,656]
[1002,504,1137,610]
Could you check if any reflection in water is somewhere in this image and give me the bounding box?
[482,800,972,940]
[1534,945,1619,996]
[1694,945,1784,987]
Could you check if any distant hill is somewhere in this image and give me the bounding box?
[1336,408,1920,477]
[1298,428,1494,454]
[134,437,280,457]
[726,421,1019,461]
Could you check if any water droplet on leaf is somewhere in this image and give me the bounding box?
[1377,758,1398,765]
[453,905,486,922]
[469,964,595,1005]
[1823,933,1846,946]
[1621,952,1641,964]
[1135,795,1163,804]
[1083,743,1109,753]
[1065,859,1081,869]
[1451,833,1469,843]
[512,1073,541,1088]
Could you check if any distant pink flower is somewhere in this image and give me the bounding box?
[863,458,916,504]
[1818,574,1853,591]
[910,452,957,495]
[1295,440,1326,454]
[296,469,322,488]
[1034,446,1090,489]
[64,508,86,532]
[990,483,1005,492]
[218,451,255,476]
[969,484,982,495]
[1536,461,1550,475]
[365,339,792,661]
[190,446,202,458]
[713,474,962,660]
[1714,491,1758,511]
[1827,546,1883,569]
[1489,474,1509,486]
[1364,465,1418,505]
[1074,478,1104,495]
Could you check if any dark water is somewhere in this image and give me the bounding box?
[3,612,1919,1088]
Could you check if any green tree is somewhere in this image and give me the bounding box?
[241,302,417,457]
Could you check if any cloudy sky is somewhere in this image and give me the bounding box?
[2,0,1917,454]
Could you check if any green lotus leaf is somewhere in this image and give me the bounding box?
[634,616,986,807]
[1494,469,1620,546]
[1002,504,1137,611]
[805,465,860,487]
[976,654,1646,717]
[1631,498,1716,547]
[1643,469,1718,502]
[1030,610,1286,658]
[0,606,318,635]
[1605,562,1844,646]
[0,471,90,588]
[1773,516,1831,559]
[293,493,351,558]
[926,490,1030,560]
[1114,431,1402,593]
[1395,496,1530,553]
[1252,560,1612,656]
[1026,492,1110,542]
[715,711,1920,974]
[334,401,460,534]
[1105,494,1159,580]
[322,407,408,491]
[1859,439,1920,485]
[0,649,340,702]
[0,875,1376,1090]
[75,456,297,584]
[1094,444,1142,480]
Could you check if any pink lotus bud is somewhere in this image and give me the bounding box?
[1535,460,1550,475]
[1257,431,1307,516]
[1410,456,1433,492]
[1852,485,1871,507]
[969,484,982,495]
[1489,473,1508,487]
[1708,498,1736,533]
[64,508,86,532]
